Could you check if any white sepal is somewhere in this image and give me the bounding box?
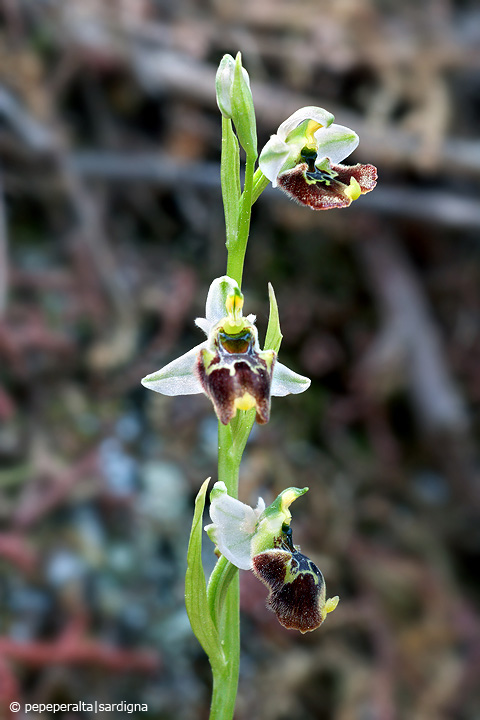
[277,106,335,141]
[205,481,265,570]
[201,275,240,328]
[314,123,359,165]
[271,361,311,397]
[141,343,205,396]
[258,135,291,186]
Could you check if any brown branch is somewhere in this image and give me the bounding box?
[0,614,159,673]
[0,533,36,572]
[355,227,468,436]
[354,222,480,504]
[0,170,7,317]
[0,637,159,673]
[67,153,480,230]
[13,451,100,529]
[130,49,480,176]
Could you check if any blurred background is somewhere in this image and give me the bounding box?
[1,1,480,718]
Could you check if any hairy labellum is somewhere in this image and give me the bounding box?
[252,547,338,633]
[278,162,377,210]
[196,326,275,425]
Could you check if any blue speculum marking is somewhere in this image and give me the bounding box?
[281,522,295,552]
[300,146,333,185]
[218,329,253,354]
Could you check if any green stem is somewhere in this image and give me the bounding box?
[226,154,256,288]
[211,659,238,720]
[207,107,260,718]
[209,420,241,720]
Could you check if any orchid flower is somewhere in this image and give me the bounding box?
[259,106,377,209]
[205,481,339,633]
[141,276,310,425]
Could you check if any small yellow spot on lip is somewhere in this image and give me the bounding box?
[234,393,256,411]
[321,595,339,621]
[325,596,339,614]
[344,176,361,201]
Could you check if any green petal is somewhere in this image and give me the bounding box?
[251,486,308,556]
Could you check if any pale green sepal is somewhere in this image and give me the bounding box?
[258,135,291,186]
[185,478,226,670]
[252,486,309,556]
[264,282,283,354]
[271,361,311,397]
[221,116,241,249]
[314,123,359,165]
[205,481,265,571]
[230,52,257,160]
[277,106,335,141]
[141,343,205,395]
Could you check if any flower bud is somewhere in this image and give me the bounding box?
[229,52,257,159]
[215,54,236,119]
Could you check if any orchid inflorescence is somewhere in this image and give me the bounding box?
[142,51,377,720]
